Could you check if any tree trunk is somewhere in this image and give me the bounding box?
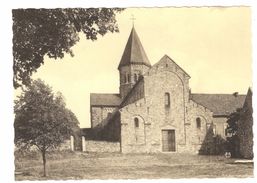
[42,150,46,177]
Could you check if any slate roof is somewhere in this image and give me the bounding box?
[90,93,121,107]
[191,93,246,116]
[118,27,151,69]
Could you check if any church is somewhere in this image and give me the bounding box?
[81,27,246,154]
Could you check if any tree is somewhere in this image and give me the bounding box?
[226,108,242,157]
[13,8,123,88]
[14,79,79,177]
[226,108,241,135]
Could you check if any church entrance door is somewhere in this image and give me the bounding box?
[162,130,176,152]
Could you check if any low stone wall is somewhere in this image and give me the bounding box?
[84,140,120,153]
[58,136,74,151]
[58,139,72,151]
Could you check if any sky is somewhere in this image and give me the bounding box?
[31,7,252,128]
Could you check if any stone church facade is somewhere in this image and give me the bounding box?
[82,27,247,154]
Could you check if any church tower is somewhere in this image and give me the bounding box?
[118,27,151,99]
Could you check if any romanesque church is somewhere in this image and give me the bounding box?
[81,27,247,154]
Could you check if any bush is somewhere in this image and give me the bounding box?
[199,127,226,155]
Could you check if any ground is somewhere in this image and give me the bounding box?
[15,151,253,180]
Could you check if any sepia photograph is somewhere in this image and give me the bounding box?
[10,5,254,181]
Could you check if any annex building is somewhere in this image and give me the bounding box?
[81,27,247,154]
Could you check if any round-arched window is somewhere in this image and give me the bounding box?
[134,117,139,128]
[124,74,127,83]
[164,92,170,107]
[196,117,201,129]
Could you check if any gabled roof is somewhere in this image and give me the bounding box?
[150,54,190,78]
[90,93,121,107]
[191,93,246,116]
[163,55,190,77]
[118,27,151,69]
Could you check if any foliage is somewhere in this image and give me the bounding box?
[226,108,242,136]
[225,108,242,157]
[213,135,226,155]
[199,125,226,155]
[14,79,80,176]
[13,8,123,88]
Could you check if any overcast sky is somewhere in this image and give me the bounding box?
[32,7,252,128]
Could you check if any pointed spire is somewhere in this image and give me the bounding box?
[118,27,151,69]
[130,14,136,27]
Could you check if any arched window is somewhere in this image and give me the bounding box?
[134,117,139,128]
[134,73,138,82]
[165,93,170,107]
[213,124,216,135]
[196,117,201,129]
[124,74,127,83]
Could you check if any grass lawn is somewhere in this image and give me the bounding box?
[15,151,254,180]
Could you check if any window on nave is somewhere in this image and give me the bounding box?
[165,92,170,107]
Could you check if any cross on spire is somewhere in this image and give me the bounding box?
[130,14,136,27]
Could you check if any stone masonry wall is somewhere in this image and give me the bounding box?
[84,140,120,153]
[91,106,117,128]
[184,100,213,153]
[120,98,151,153]
[119,64,150,98]
[120,55,214,154]
[120,56,191,153]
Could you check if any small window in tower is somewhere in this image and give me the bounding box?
[196,117,201,129]
[134,117,139,128]
[164,93,170,107]
[124,74,127,83]
[134,73,138,82]
[127,74,131,83]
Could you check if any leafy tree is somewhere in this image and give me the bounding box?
[199,124,215,155]
[199,124,226,155]
[13,8,123,88]
[226,108,241,135]
[14,79,79,177]
[226,108,242,157]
